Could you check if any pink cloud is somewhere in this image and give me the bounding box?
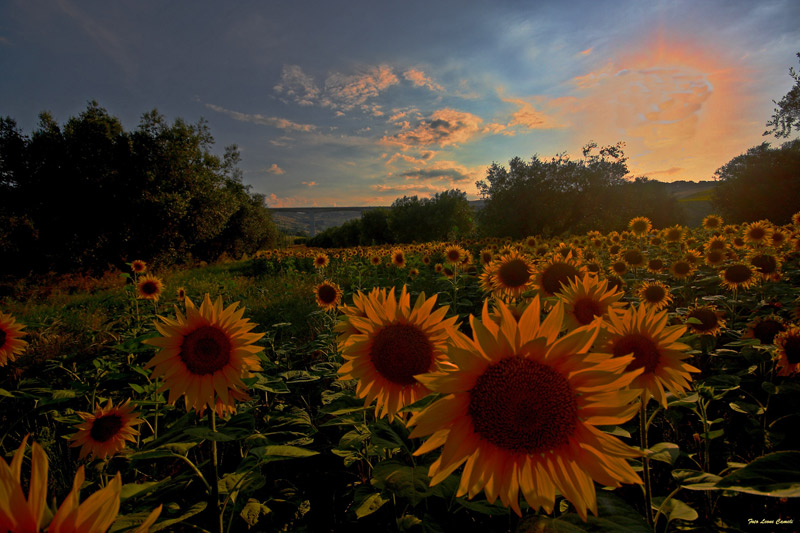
[322,65,399,111]
[403,68,443,91]
[579,47,593,56]
[380,108,484,150]
[301,181,317,187]
[267,163,285,175]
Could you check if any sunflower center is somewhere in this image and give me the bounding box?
[750,254,778,275]
[317,284,338,304]
[613,334,660,374]
[541,263,580,295]
[468,356,577,454]
[0,330,6,349]
[498,259,530,288]
[573,297,603,325]
[632,221,648,233]
[725,264,753,284]
[369,323,433,385]
[643,285,666,303]
[784,336,800,365]
[623,250,644,266]
[90,414,123,442]
[611,261,627,274]
[753,320,785,345]
[707,250,725,263]
[672,261,691,276]
[180,325,232,375]
[666,229,682,241]
[141,281,159,295]
[688,309,719,332]
[748,227,766,240]
[648,259,664,271]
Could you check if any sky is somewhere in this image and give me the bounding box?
[1,0,798,207]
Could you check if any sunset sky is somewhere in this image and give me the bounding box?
[2,0,798,207]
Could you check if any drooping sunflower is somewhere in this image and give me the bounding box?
[0,311,27,367]
[774,326,800,376]
[556,275,624,330]
[533,254,585,298]
[684,305,726,336]
[702,214,723,231]
[744,315,786,345]
[314,280,343,311]
[408,298,642,520]
[629,216,652,235]
[313,252,330,269]
[488,251,535,300]
[720,263,757,292]
[0,436,161,533]
[144,294,264,416]
[599,305,698,407]
[337,286,458,421]
[136,274,164,302]
[637,281,673,311]
[131,259,147,274]
[69,399,143,460]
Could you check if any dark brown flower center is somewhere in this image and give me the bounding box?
[666,229,683,241]
[540,263,580,296]
[141,281,159,295]
[611,261,628,274]
[468,356,577,454]
[623,250,645,266]
[672,261,691,276]
[0,330,6,349]
[752,319,785,345]
[706,250,725,264]
[631,220,649,233]
[497,259,530,288]
[643,285,667,303]
[725,264,753,284]
[648,259,664,271]
[370,323,433,385]
[90,414,123,443]
[750,254,778,275]
[317,284,338,304]
[447,249,462,263]
[613,333,661,374]
[180,325,232,375]
[573,297,603,325]
[748,227,766,240]
[784,336,800,365]
[688,308,719,332]
[608,244,621,255]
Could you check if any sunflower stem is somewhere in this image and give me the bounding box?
[209,409,223,533]
[639,394,653,526]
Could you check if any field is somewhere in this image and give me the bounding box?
[2,216,800,532]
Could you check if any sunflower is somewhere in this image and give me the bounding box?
[533,254,585,298]
[131,259,147,274]
[702,214,723,230]
[136,274,164,302]
[70,399,143,460]
[556,275,624,329]
[553,242,582,261]
[442,266,456,279]
[774,326,800,376]
[0,311,27,367]
[621,248,646,268]
[744,315,786,345]
[313,252,330,269]
[637,281,673,311]
[408,298,642,520]
[629,216,652,235]
[422,255,432,266]
[646,258,665,274]
[606,275,626,293]
[609,260,628,277]
[720,263,757,292]
[0,436,161,533]
[434,263,444,274]
[770,229,788,248]
[176,287,187,300]
[704,249,727,268]
[600,305,698,407]
[684,305,726,336]
[704,235,728,251]
[335,287,389,348]
[479,249,494,265]
[315,280,343,311]
[409,267,420,278]
[337,286,458,421]
[744,221,772,246]
[793,211,800,226]
[663,226,685,243]
[444,244,467,265]
[488,251,535,300]
[749,250,782,281]
[391,248,406,268]
[669,260,694,280]
[144,294,264,417]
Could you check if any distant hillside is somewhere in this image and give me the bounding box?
[269,181,717,236]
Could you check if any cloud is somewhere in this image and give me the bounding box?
[321,65,399,111]
[371,183,442,195]
[380,108,484,150]
[504,97,559,130]
[400,167,470,182]
[273,65,320,106]
[403,68,443,91]
[301,181,317,187]
[266,163,285,174]
[385,151,436,166]
[647,167,683,176]
[579,47,593,56]
[205,103,317,132]
[269,136,295,147]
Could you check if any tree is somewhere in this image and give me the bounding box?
[711,139,800,224]
[765,53,800,139]
[359,207,393,245]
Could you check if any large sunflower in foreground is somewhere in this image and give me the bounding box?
[408,298,642,520]
[556,275,624,330]
[70,399,143,460]
[0,436,161,533]
[599,305,698,407]
[337,286,458,421]
[0,311,27,366]
[144,294,264,417]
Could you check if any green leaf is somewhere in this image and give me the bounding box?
[251,445,319,462]
[652,496,698,524]
[51,390,77,399]
[129,383,145,394]
[648,442,680,465]
[355,493,388,518]
[397,514,423,530]
[240,499,271,528]
[183,427,238,442]
[371,461,430,505]
[672,469,722,490]
[729,401,765,415]
[0,388,14,398]
[150,501,207,531]
[546,491,651,532]
[119,481,160,502]
[714,451,800,497]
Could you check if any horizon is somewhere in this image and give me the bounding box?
[2,1,798,207]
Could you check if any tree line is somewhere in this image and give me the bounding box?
[0,102,278,277]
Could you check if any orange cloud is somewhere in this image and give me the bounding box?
[380,108,484,150]
[301,181,317,187]
[579,47,593,56]
[322,65,399,111]
[403,68,443,91]
[267,163,285,174]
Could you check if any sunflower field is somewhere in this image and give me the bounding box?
[2,214,800,532]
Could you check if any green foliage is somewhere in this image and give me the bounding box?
[764,52,800,139]
[711,139,800,224]
[476,142,685,238]
[0,102,278,276]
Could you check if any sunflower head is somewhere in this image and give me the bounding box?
[176,287,187,300]
[744,315,786,345]
[775,326,800,376]
[629,216,652,235]
[702,215,723,230]
[70,399,143,460]
[646,258,665,274]
[669,260,695,280]
[684,305,726,336]
[131,259,147,273]
[315,280,343,311]
[556,275,624,329]
[744,221,772,246]
[720,263,757,292]
[488,250,535,300]
[534,254,585,298]
[408,298,642,519]
[136,274,164,301]
[444,245,466,265]
[704,249,727,267]
[391,248,406,268]
[637,281,673,311]
[749,251,782,281]
[144,294,264,416]
[0,312,27,367]
[314,253,330,269]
